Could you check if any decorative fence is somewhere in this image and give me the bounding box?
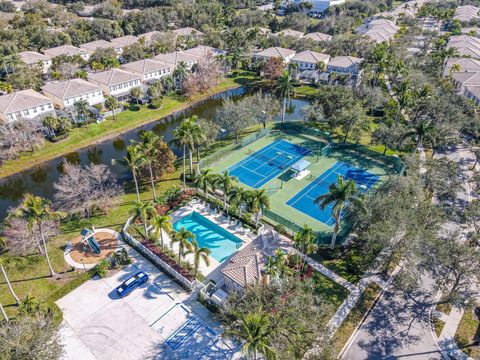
[238,128,270,148]
[122,217,199,292]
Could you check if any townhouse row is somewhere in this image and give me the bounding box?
[253,47,363,78]
[0,44,219,123]
[17,27,206,74]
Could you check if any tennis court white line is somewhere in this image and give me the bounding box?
[287,161,343,208]
[228,140,280,172]
[251,151,308,188]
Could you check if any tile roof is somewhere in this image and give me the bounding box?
[154,51,201,65]
[275,28,304,38]
[121,58,173,75]
[453,71,480,87]
[355,19,399,43]
[291,50,330,63]
[110,35,139,48]
[138,31,164,43]
[42,78,101,100]
[303,32,332,42]
[447,35,480,59]
[87,68,142,86]
[80,40,114,53]
[254,47,296,60]
[454,5,479,22]
[443,57,480,77]
[43,45,88,58]
[18,51,51,65]
[221,241,266,288]
[0,89,52,114]
[172,27,204,37]
[328,56,363,68]
[184,45,223,58]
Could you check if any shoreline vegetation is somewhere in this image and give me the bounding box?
[0,71,260,179]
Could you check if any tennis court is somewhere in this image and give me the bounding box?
[227,139,311,189]
[286,161,379,226]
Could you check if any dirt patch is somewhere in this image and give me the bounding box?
[70,232,119,265]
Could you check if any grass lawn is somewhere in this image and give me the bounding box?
[0,169,182,318]
[0,71,260,179]
[311,247,364,284]
[433,317,445,337]
[312,270,349,312]
[455,308,480,358]
[333,283,382,355]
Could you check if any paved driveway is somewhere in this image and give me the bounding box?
[56,248,239,360]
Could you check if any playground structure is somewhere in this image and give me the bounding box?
[80,227,102,254]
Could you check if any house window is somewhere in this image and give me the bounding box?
[33,108,37,113]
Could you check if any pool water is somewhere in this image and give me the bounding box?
[173,211,243,263]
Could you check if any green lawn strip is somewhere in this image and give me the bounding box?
[333,283,382,355]
[432,317,445,338]
[310,250,364,285]
[437,302,453,315]
[312,271,349,313]
[454,308,480,358]
[0,71,259,179]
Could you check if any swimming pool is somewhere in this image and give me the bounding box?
[173,211,243,263]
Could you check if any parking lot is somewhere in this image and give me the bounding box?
[56,247,240,360]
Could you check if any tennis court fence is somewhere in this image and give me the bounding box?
[264,209,304,235]
[238,128,270,149]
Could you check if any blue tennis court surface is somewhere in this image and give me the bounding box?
[286,161,379,226]
[228,139,311,189]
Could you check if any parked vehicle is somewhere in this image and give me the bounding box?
[115,271,149,297]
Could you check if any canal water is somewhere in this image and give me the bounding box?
[0,88,310,221]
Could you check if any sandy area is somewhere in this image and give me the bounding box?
[70,232,119,265]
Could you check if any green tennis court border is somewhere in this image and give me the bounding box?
[205,123,396,241]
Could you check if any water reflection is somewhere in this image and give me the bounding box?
[30,166,48,183]
[87,146,103,164]
[112,138,125,151]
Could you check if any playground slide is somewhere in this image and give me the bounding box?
[88,237,101,254]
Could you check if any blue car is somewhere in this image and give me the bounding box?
[115,271,149,297]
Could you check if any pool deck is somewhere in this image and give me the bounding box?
[167,199,258,281]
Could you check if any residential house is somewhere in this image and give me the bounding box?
[290,50,329,71]
[327,56,363,77]
[121,59,173,83]
[303,32,332,42]
[87,68,142,101]
[18,51,52,74]
[355,19,399,43]
[138,31,164,45]
[288,0,346,15]
[110,35,140,55]
[462,27,480,36]
[172,27,204,38]
[447,35,480,59]
[253,47,296,63]
[247,27,272,36]
[80,40,115,55]
[451,71,480,104]
[443,58,480,78]
[183,45,225,60]
[42,78,104,109]
[43,45,90,62]
[375,0,426,19]
[454,5,479,22]
[154,51,201,69]
[275,28,304,39]
[0,89,55,123]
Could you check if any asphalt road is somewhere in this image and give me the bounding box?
[341,275,442,360]
[342,144,477,360]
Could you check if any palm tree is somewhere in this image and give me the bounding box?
[74,99,89,123]
[138,131,161,200]
[172,120,190,188]
[14,194,66,277]
[293,225,317,270]
[171,227,194,263]
[393,81,412,122]
[449,63,461,81]
[249,189,270,228]
[3,53,22,75]
[42,115,59,137]
[216,171,238,210]
[130,87,142,105]
[406,119,437,152]
[316,61,326,73]
[112,145,143,201]
[264,249,291,280]
[441,47,459,74]
[187,239,211,277]
[226,311,276,360]
[173,61,188,86]
[314,176,362,248]
[151,214,172,249]
[275,71,295,123]
[130,200,156,239]
[0,257,20,305]
[195,168,214,200]
[105,96,119,120]
[229,186,249,219]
